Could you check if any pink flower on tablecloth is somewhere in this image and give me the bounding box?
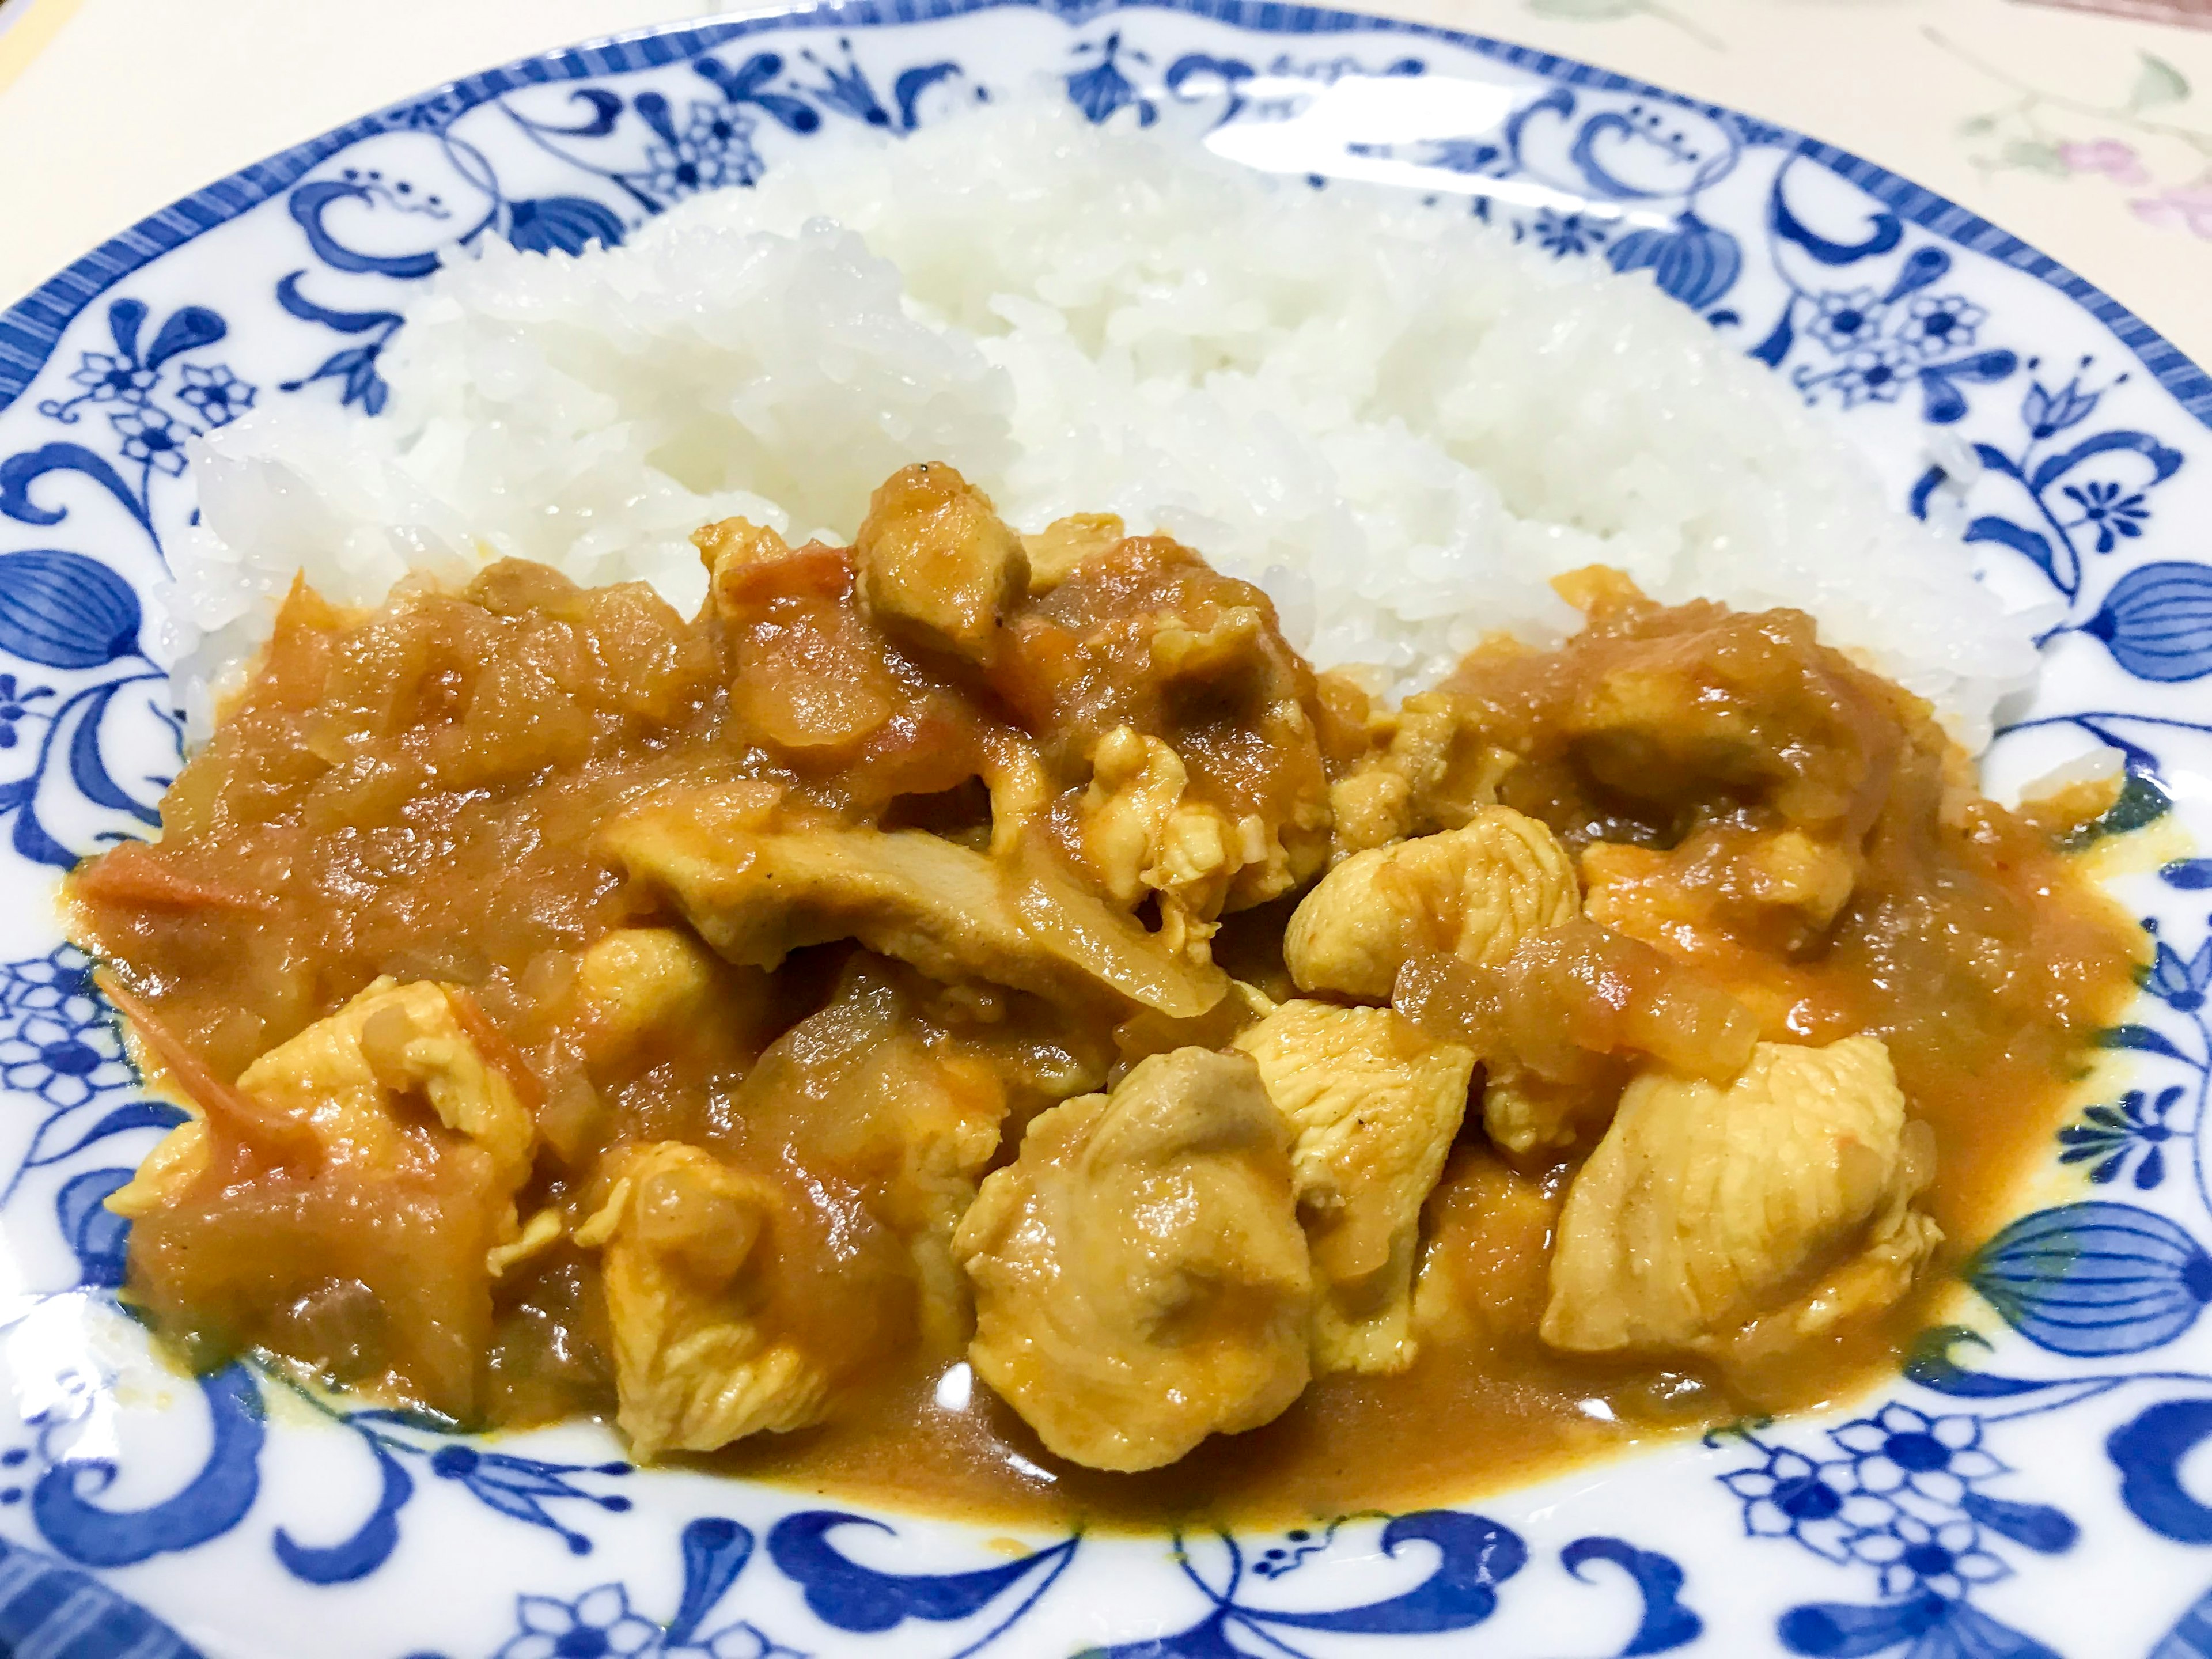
[2130,183,2212,238]
[2060,138,2151,184]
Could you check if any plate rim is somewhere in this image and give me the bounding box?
[0,5,2206,1653]
[4,0,2211,428]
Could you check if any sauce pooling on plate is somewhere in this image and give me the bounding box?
[69,464,2139,1528]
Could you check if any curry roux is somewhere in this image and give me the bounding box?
[67,508,2141,1531]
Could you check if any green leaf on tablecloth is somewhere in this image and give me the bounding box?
[1999,137,2070,176]
[1527,0,1646,19]
[2129,52,2189,113]
[1957,113,1997,137]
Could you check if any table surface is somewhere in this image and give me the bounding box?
[1,0,2208,363]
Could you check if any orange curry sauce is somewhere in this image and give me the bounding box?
[67,486,2140,1530]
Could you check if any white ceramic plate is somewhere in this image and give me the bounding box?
[4,4,2212,1655]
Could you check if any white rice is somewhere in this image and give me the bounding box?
[165,93,2039,747]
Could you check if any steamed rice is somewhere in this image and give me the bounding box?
[165,93,2039,746]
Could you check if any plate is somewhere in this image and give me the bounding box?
[2,3,2211,1655]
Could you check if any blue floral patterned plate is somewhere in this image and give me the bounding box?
[4,3,2212,1654]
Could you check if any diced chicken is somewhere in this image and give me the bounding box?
[1082,726,1269,963]
[732,959,1009,1354]
[696,516,798,622]
[584,1141,827,1458]
[1234,1001,1475,1374]
[1021,512,1124,593]
[979,729,1052,857]
[488,1207,566,1278]
[570,927,733,1070]
[1331,692,1518,858]
[853,463,1028,665]
[1554,602,1902,842]
[1391,922,1760,1159]
[1541,1036,1940,1357]
[108,976,535,1219]
[991,538,1336,911]
[1283,809,1580,1003]
[599,788,1228,1018]
[1582,826,1861,967]
[953,1047,1313,1471]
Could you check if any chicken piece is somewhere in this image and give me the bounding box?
[570,927,737,1070]
[1560,607,1903,838]
[526,926,774,1166]
[487,1207,566,1278]
[1541,1036,1940,1357]
[1082,726,1270,963]
[108,976,534,1218]
[1331,692,1518,858]
[584,1141,827,1458]
[853,463,1028,665]
[1021,512,1124,593]
[953,1047,1313,1471]
[697,516,797,620]
[980,728,1052,857]
[732,959,1010,1354]
[1392,923,1760,1158]
[991,537,1337,912]
[600,787,1228,1018]
[1582,827,1861,969]
[1283,809,1580,1003]
[1234,1001,1475,1374]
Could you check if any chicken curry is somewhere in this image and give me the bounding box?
[67,463,2141,1527]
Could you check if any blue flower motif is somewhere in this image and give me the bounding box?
[1830,1404,2005,1517]
[2062,478,2150,554]
[643,101,763,198]
[1723,1446,1895,1561]
[1808,287,1885,352]
[0,945,101,1022]
[498,1585,660,1659]
[416,1440,632,1549]
[109,405,190,476]
[2059,1085,2181,1188]
[0,674,55,751]
[2024,377,2100,438]
[1897,293,1986,359]
[0,1007,133,1109]
[66,351,156,406]
[1066,31,1156,126]
[1830,341,1914,408]
[1848,1514,2009,1600]
[175,364,255,427]
[2145,934,2212,1012]
[1532,209,1607,257]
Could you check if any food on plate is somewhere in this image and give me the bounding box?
[67,91,2145,1524]
[71,461,2138,1523]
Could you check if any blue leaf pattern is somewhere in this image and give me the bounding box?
[1968,1202,2212,1357]
[1607,213,1742,310]
[506,195,628,256]
[0,551,142,669]
[0,7,2204,1653]
[2111,1400,2212,1544]
[2086,562,2212,681]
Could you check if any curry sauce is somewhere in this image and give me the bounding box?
[67,466,2141,1529]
